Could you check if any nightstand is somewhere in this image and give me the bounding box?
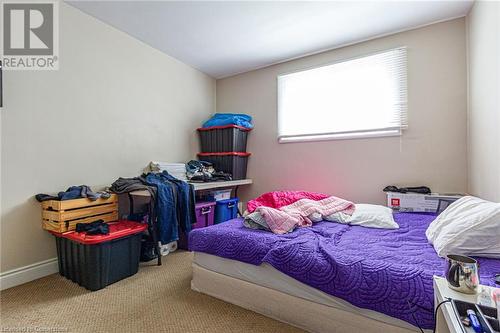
[433,276,499,333]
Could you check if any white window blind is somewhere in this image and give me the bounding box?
[277,47,407,143]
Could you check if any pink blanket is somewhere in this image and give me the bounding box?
[256,196,355,234]
[247,191,329,213]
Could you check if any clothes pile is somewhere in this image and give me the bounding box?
[145,161,188,181]
[110,171,196,245]
[185,160,232,182]
[35,185,111,202]
[383,185,431,194]
[75,220,109,235]
[244,191,355,234]
[202,113,253,129]
[246,190,329,212]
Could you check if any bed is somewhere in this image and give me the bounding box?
[189,213,500,333]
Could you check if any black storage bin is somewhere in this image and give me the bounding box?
[53,220,147,291]
[198,125,251,153]
[198,152,250,180]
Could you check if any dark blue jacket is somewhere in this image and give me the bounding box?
[145,172,195,244]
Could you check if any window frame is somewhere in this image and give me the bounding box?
[276,47,407,144]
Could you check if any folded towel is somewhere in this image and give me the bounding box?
[145,161,187,181]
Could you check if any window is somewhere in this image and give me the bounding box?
[277,47,407,143]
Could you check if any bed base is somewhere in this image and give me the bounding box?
[191,263,421,333]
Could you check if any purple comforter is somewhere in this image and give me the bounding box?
[189,213,500,329]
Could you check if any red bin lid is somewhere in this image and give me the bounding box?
[197,152,251,157]
[60,220,147,245]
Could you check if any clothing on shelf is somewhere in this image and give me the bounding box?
[186,160,232,182]
[109,177,157,200]
[35,185,111,202]
[383,185,432,194]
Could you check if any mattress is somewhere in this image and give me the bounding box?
[194,251,419,331]
[189,213,500,329]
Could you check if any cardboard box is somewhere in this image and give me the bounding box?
[210,189,232,201]
[386,192,463,213]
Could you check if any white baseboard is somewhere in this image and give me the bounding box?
[0,258,59,290]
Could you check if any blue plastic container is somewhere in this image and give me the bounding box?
[215,198,239,224]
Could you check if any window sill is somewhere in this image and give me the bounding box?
[278,129,401,143]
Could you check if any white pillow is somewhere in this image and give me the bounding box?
[426,196,500,258]
[330,204,399,229]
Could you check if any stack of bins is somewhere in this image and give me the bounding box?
[197,125,251,180]
[197,124,252,223]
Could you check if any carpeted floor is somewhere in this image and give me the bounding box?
[0,251,304,333]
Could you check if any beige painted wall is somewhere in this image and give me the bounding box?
[0,3,215,272]
[466,1,500,202]
[217,19,467,206]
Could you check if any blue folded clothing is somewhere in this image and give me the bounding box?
[202,113,253,129]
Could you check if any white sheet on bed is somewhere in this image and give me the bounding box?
[193,252,421,332]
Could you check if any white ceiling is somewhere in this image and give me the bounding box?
[67,1,473,78]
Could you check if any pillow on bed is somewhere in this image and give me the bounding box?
[326,204,399,229]
[426,196,500,258]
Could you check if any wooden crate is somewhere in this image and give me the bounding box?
[41,194,118,233]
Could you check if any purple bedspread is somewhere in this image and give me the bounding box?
[189,213,500,329]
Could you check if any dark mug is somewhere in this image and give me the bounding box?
[445,254,479,294]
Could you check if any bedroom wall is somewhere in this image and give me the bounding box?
[466,1,500,203]
[216,18,467,206]
[0,2,215,273]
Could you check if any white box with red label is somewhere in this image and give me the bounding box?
[386,192,463,213]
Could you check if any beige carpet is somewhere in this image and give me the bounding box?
[1,251,304,333]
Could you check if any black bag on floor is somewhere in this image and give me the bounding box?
[140,234,158,262]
